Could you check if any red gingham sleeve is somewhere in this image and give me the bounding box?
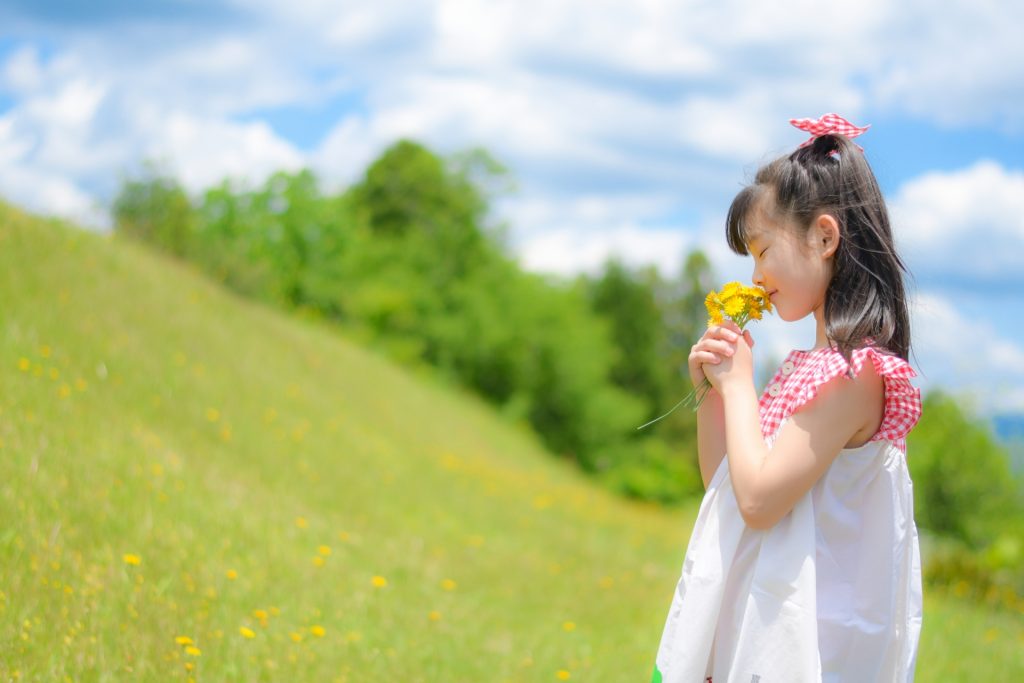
[786,346,922,453]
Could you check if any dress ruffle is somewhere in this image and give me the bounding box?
[759,345,922,453]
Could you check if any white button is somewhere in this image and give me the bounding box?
[768,382,782,397]
[781,360,796,375]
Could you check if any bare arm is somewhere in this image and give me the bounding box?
[708,339,883,529]
[696,390,727,489]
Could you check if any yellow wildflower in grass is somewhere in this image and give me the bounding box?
[226,569,238,580]
[440,578,457,591]
[557,671,571,680]
[122,554,141,566]
[253,609,269,626]
[317,545,331,556]
[310,625,325,638]
[175,636,193,645]
[290,632,303,643]
[239,626,256,639]
[18,357,30,372]
[372,575,388,588]
[562,621,576,632]
[185,646,201,656]
[295,516,308,529]
[639,282,772,429]
[428,610,442,622]
[312,556,325,568]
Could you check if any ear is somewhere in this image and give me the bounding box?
[812,213,840,259]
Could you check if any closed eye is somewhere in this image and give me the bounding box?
[758,247,768,257]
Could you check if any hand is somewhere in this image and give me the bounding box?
[701,321,754,392]
[687,322,754,389]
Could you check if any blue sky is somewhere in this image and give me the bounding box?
[1,0,1023,417]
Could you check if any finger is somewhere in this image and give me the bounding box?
[703,327,737,345]
[695,339,735,357]
[692,351,723,365]
[709,324,741,342]
[743,330,754,347]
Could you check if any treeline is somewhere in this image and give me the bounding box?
[114,141,714,504]
[112,139,1023,609]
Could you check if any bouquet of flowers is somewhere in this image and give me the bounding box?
[637,282,772,430]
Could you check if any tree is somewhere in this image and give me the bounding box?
[112,165,193,257]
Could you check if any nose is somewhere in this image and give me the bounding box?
[751,262,764,287]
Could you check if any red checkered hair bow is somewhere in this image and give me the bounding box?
[790,113,870,152]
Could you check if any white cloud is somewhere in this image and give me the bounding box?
[910,292,1024,413]
[890,161,1024,281]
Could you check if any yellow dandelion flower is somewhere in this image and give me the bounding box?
[428,610,442,621]
[317,545,331,556]
[290,632,303,643]
[707,309,724,326]
[719,281,742,299]
[723,295,746,318]
[372,575,388,588]
[310,625,325,638]
[704,291,722,317]
[226,569,238,580]
[184,662,194,671]
[295,516,308,529]
[748,307,763,320]
[205,408,220,422]
[312,556,325,568]
[253,609,268,622]
[184,646,201,656]
[440,578,457,591]
[18,357,30,372]
[562,621,576,632]
[122,554,141,566]
[239,626,256,639]
[175,636,193,645]
[557,670,571,680]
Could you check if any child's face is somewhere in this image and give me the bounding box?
[744,197,834,323]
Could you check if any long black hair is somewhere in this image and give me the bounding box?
[725,133,912,363]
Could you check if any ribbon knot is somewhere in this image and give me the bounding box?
[789,113,869,152]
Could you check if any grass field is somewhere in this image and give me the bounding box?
[1,202,1021,681]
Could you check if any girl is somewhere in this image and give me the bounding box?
[651,114,923,682]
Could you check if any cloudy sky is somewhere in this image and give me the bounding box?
[2,0,1023,416]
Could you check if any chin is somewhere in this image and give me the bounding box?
[776,307,813,323]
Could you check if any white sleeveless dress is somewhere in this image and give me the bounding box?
[651,346,923,683]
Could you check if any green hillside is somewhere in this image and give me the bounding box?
[1,201,1021,681]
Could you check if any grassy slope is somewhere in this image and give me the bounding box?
[0,203,1020,681]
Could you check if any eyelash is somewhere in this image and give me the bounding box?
[758,247,768,257]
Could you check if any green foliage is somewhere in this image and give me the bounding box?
[108,141,708,505]
[112,165,193,257]
[908,391,1024,547]
[908,392,1024,609]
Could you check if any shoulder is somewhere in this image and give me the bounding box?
[791,345,919,445]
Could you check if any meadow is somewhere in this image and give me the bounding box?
[1,201,1021,680]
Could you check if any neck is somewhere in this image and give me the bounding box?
[811,306,830,350]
